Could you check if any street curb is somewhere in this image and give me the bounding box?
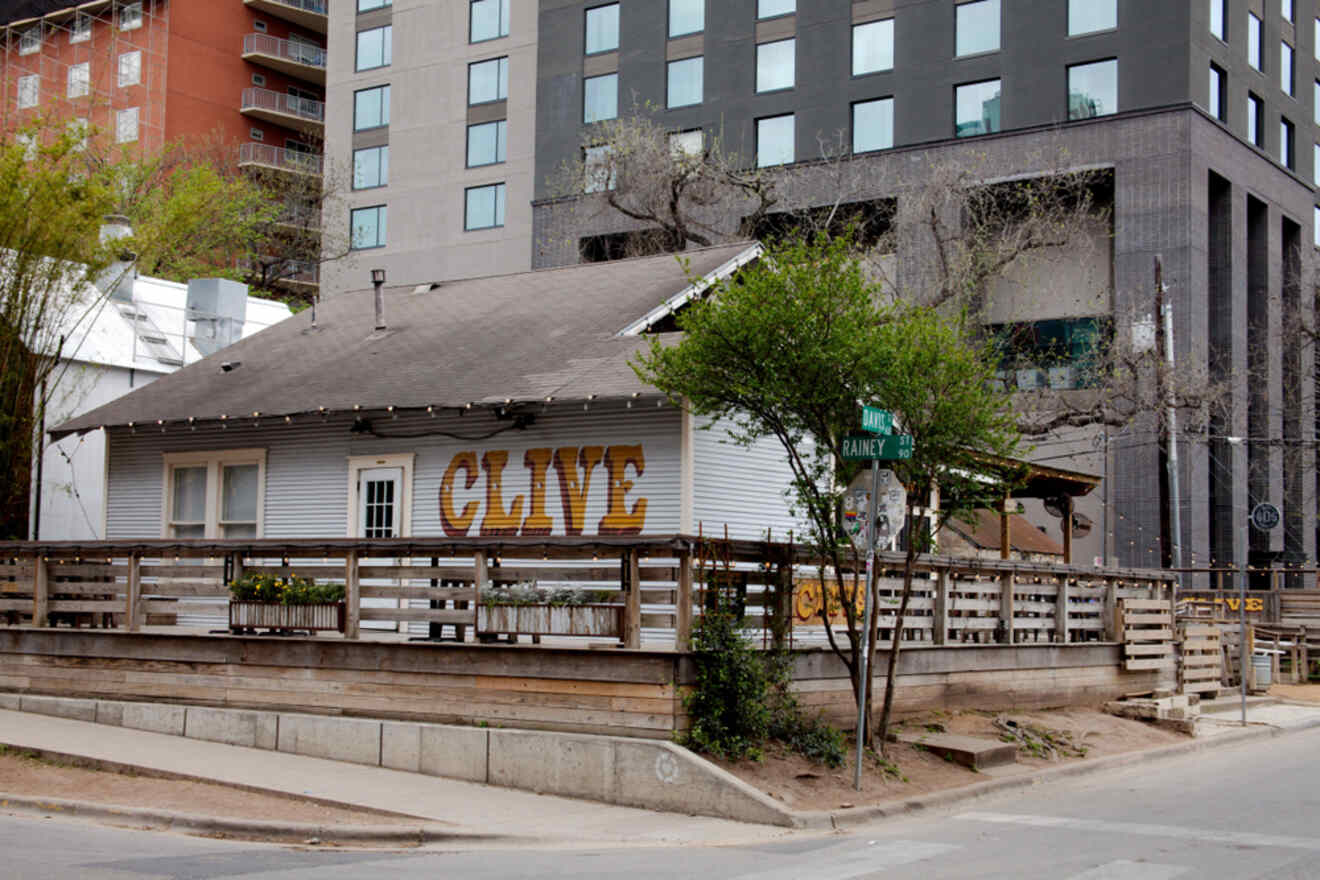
[790,715,1320,830]
[0,792,514,845]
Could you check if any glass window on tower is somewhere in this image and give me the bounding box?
[669,0,703,37]
[667,57,703,108]
[354,85,390,130]
[956,0,1000,57]
[585,4,619,54]
[1249,13,1263,71]
[756,38,795,92]
[470,0,510,42]
[852,97,894,153]
[468,57,509,104]
[584,73,618,122]
[852,19,894,76]
[1068,0,1116,36]
[467,120,507,167]
[955,79,1000,136]
[758,0,794,19]
[1068,59,1117,120]
[356,25,392,71]
[756,114,794,167]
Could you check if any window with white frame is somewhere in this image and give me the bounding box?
[163,450,266,539]
[19,25,40,55]
[853,19,894,76]
[470,0,510,42]
[70,11,91,43]
[68,62,90,98]
[118,50,142,87]
[356,25,392,71]
[16,133,36,161]
[756,38,795,92]
[120,1,143,31]
[69,117,88,151]
[17,75,38,110]
[116,106,139,142]
[465,182,506,229]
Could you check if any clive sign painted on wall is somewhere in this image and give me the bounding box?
[438,444,648,537]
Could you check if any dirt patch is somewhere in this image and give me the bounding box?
[1271,683,1320,703]
[710,707,1189,813]
[0,746,420,829]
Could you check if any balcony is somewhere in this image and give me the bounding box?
[243,0,327,35]
[237,142,323,176]
[240,87,324,136]
[242,33,326,85]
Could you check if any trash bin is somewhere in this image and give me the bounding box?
[1252,652,1273,689]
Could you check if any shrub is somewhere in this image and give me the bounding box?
[228,572,344,605]
[683,608,771,761]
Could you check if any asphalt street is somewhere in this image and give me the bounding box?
[4,726,1318,879]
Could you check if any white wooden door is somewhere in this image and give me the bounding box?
[356,467,402,629]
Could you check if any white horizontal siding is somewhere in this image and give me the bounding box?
[691,415,809,542]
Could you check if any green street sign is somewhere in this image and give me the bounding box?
[842,434,914,461]
[861,406,893,435]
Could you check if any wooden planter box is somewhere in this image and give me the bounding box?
[229,601,345,633]
[477,604,623,638]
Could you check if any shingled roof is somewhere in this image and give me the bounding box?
[52,243,759,438]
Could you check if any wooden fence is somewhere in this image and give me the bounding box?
[0,537,1175,650]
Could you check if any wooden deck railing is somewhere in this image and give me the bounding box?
[0,537,1174,650]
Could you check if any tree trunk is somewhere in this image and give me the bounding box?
[875,506,919,755]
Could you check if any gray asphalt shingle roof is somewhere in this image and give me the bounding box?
[52,243,756,437]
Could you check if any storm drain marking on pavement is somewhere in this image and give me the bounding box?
[1064,860,1191,880]
[730,839,959,880]
[958,811,1320,852]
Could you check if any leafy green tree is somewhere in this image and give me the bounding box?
[634,233,1019,757]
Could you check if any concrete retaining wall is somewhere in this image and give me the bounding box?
[1,693,794,827]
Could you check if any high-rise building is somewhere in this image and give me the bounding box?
[0,0,328,294]
[328,1,1320,575]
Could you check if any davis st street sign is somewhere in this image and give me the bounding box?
[861,406,893,435]
[842,433,914,461]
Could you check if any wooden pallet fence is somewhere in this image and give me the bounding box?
[1119,598,1175,672]
[1177,622,1222,696]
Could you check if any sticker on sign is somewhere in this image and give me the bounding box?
[1250,503,1280,531]
[842,434,914,460]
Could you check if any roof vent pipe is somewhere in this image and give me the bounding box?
[371,268,386,331]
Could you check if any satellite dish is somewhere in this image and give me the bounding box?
[1070,511,1093,538]
[1043,496,1069,518]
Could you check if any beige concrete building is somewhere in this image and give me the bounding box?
[323,0,537,292]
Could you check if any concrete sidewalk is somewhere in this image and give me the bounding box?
[0,709,797,848]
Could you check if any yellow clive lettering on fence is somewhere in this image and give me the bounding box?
[598,444,648,536]
[437,445,647,537]
[439,451,479,536]
[1183,594,1265,613]
[792,578,866,627]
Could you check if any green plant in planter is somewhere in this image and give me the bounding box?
[228,572,344,606]
[479,582,618,606]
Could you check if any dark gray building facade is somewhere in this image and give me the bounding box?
[527,0,1320,576]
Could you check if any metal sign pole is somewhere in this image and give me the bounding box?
[1240,507,1248,726]
[854,459,880,791]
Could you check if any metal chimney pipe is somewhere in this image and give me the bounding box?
[371,268,386,330]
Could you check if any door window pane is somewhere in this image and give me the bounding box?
[585,4,619,54]
[1069,0,1115,35]
[465,183,506,230]
[356,25,392,71]
[670,0,703,37]
[354,85,390,129]
[584,73,617,122]
[1210,0,1225,40]
[1249,13,1262,70]
[469,57,508,104]
[955,79,1000,136]
[956,0,1000,57]
[470,0,510,42]
[467,120,507,166]
[118,50,141,87]
[756,114,794,167]
[853,19,894,76]
[756,38,795,92]
[667,56,703,108]
[351,205,387,249]
[758,0,794,18]
[853,97,894,153]
[1281,42,1294,95]
[1068,59,1117,119]
[353,145,389,189]
[363,478,396,538]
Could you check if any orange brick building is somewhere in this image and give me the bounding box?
[0,0,326,172]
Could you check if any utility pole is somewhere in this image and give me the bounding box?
[1154,256,1183,575]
